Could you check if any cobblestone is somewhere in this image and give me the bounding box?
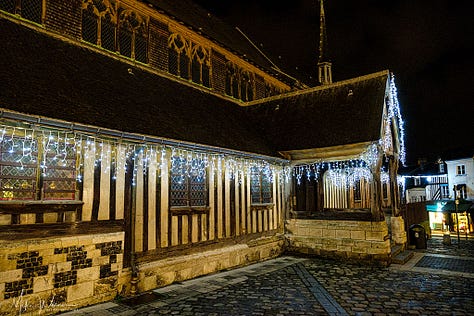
[63,236,474,316]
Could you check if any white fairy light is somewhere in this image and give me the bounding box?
[386,73,406,165]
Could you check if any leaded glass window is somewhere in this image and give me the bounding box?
[0,131,76,201]
[250,166,272,204]
[81,0,148,63]
[0,0,43,24]
[0,137,37,200]
[42,143,76,200]
[170,156,207,207]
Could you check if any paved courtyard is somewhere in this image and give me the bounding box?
[63,236,474,315]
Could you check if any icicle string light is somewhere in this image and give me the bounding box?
[293,143,379,186]
[0,123,289,186]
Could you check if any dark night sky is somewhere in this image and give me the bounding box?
[194,0,474,165]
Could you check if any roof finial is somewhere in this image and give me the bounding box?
[318,0,332,85]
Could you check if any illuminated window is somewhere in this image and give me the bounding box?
[0,131,76,201]
[456,165,466,175]
[0,0,43,24]
[169,156,208,207]
[250,167,272,204]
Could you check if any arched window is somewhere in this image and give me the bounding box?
[118,9,148,63]
[191,45,210,87]
[168,34,190,79]
[240,71,254,102]
[81,1,148,63]
[225,63,236,97]
[81,0,117,48]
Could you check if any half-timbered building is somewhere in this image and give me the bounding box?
[0,0,406,314]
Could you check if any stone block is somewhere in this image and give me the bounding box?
[371,240,391,249]
[76,267,100,282]
[0,269,22,283]
[308,228,323,237]
[322,229,336,238]
[93,256,110,266]
[351,247,368,254]
[366,231,385,241]
[367,246,390,255]
[33,276,54,293]
[60,237,80,248]
[336,230,350,239]
[341,238,355,246]
[52,261,72,274]
[336,245,352,252]
[67,281,94,302]
[351,230,366,240]
[0,243,27,256]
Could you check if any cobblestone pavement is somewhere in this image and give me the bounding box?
[424,234,474,257]
[63,236,474,316]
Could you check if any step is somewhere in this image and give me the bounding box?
[392,250,414,265]
[390,244,403,257]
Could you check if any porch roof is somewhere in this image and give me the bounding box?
[245,71,389,153]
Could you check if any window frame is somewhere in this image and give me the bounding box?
[250,167,273,205]
[0,132,77,202]
[169,156,209,209]
[456,164,466,176]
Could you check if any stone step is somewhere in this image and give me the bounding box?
[390,244,403,257]
[392,250,414,265]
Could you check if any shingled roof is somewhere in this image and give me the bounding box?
[0,19,276,157]
[245,71,389,152]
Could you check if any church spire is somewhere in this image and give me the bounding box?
[318,0,332,85]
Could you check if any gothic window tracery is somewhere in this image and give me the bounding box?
[81,0,148,63]
[225,62,255,101]
[168,34,210,88]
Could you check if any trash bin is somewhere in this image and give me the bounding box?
[409,224,427,249]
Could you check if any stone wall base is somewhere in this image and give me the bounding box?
[137,235,285,292]
[0,232,125,316]
[390,216,408,247]
[285,219,391,266]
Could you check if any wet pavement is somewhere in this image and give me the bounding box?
[63,236,474,315]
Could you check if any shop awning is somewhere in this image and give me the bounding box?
[425,200,474,213]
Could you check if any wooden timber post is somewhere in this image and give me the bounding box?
[370,146,384,221]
